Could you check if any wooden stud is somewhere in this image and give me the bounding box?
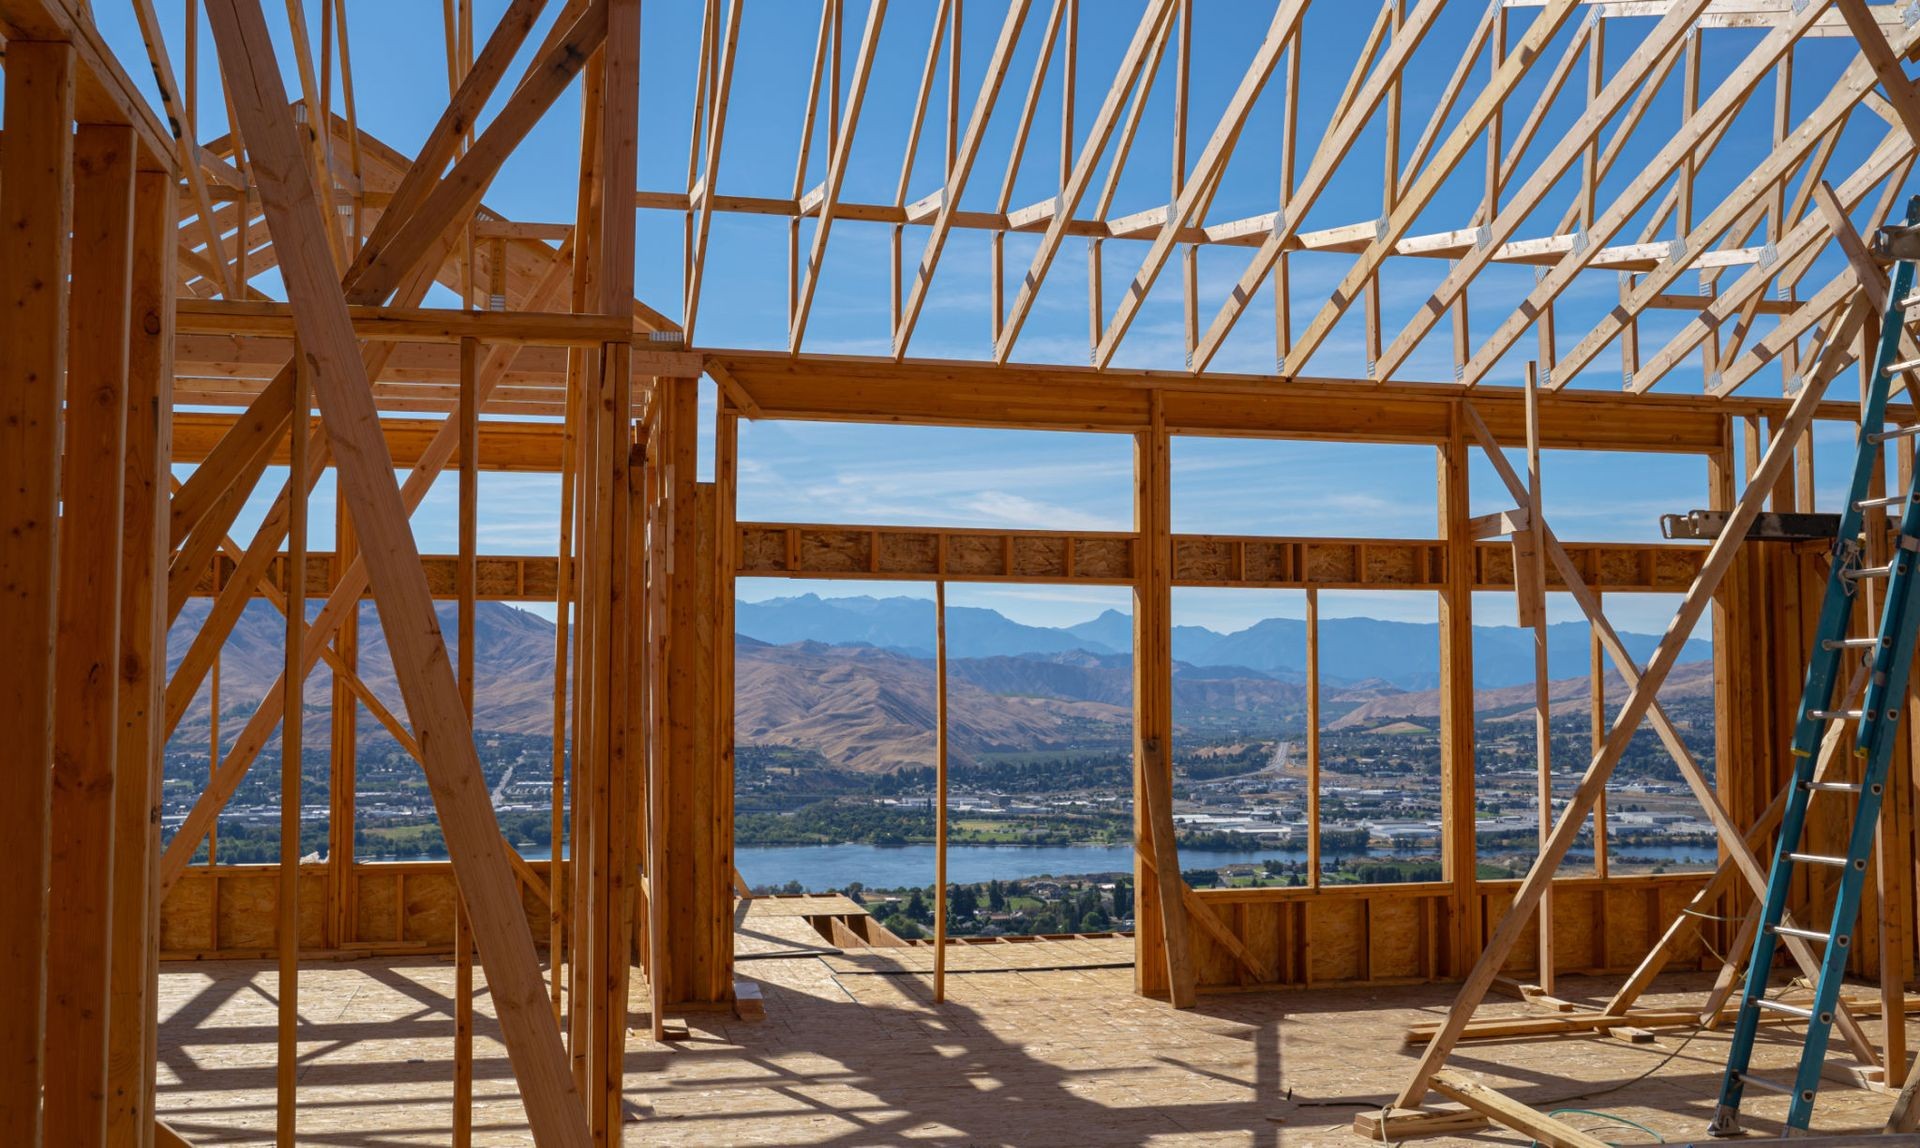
[277,352,307,1148]
[1134,392,1194,1007]
[1524,363,1552,990]
[455,336,479,1148]
[935,581,949,1002]
[1305,588,1320,890]
[107,165,175,1148]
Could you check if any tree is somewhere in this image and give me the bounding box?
[1111,880,1132,919]
[987,879,1005,912]
[883,913,925,940]
[905,888,929,923]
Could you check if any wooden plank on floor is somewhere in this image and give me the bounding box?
[1429,1072,1610,1148]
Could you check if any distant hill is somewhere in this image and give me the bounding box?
[166,599,558,752]
[1330,660,1717,731]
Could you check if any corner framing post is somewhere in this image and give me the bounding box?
[1438,401,1479,974]
[649,378,728,1016]
[592,5,639,1137]
[47,120,135,1147]
[0,41,75,1143]
[1134,390,1195,1007]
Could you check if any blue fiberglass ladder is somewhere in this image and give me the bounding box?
[1709,200,1920,1138]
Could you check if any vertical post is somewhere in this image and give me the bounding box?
[551,362,578,1023]
[713,404,739,925]
[643,394,666,1045]
[1134,391,1194,1007]
[1524,362,1554,991]
[1305,588,1321,890]
[651,378,724,1017]
[1438,402,1479,973]
[0,42,75,1143]
[278,353,307,1148]
[107,164,175,1148]
[599,340,635,1147]
[454,336,478,1148]
[47,121,135,1148]
[328,490,358,947]
[935,581,949,1002]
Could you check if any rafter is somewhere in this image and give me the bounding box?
[1093,0,1305,370]
[893,0,1033,357]
[789,0,888,351]
[993,0,1174,363]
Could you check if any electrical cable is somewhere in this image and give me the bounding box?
[1537,1108,1666,1146]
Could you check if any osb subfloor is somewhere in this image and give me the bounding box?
[156,949,1918,1146]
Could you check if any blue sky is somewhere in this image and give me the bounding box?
[103,1,1897,638]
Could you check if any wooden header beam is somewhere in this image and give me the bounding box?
[174,529,1709,599]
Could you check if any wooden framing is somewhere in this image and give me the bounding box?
[21,1,1920,1143]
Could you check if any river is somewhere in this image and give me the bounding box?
[355,840,1717,889]
[731,840,1718,891]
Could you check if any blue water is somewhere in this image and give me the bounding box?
[734,841,1715,891]
[353,841,1716,888]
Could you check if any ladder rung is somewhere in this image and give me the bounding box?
[1887,356,1920,372]
[1789,852,1852,868]
[1806,780,1864,793]
[1870,423,1920,443]
[1770,924,1833,943]
[1855,494,1908,509]
[1808,710,1865,721]
[1821,637,1883,650]
[1735,1070,1801,1095]
[1752,998,1817,1019]
[1842,564,1893,580]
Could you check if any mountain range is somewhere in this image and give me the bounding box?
[165,594,1712,773]
[736,594,1709,690]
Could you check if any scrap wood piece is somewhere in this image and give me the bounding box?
[1351,1105,1491,1141]
[732,980,764,1021]
[1428,1072,1610,1148]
